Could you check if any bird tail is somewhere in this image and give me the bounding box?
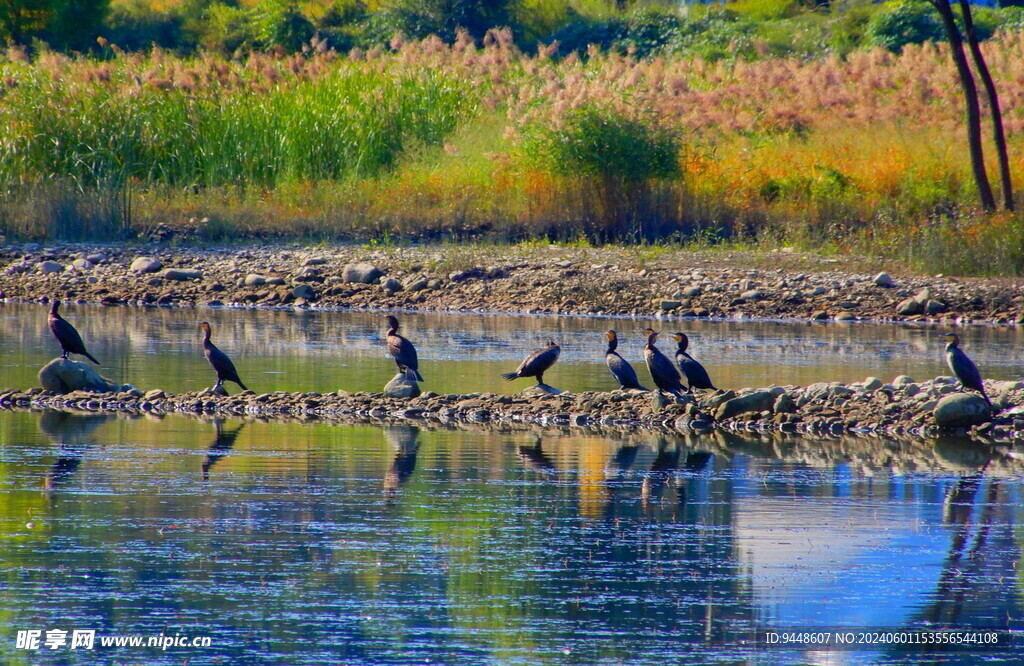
[404,368,424,383]
[84,352,100,365]
[501,372,519,381]
[236,379,248,391]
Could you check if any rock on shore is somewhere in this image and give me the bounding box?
[3,244,1024,324]
[38,358,125,394]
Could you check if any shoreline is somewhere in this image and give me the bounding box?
[3,242,1024,325]
[4,374,1023,445]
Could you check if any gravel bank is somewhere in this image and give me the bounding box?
[3,243,1024,324]
[4,374,1024,445]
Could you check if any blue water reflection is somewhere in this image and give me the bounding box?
[0,410,1021,664]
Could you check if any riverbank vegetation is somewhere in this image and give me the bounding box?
[2,2,1024,275]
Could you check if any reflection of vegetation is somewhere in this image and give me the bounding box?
[0,410,1022,662]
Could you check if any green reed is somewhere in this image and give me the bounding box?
[0,53,473,191]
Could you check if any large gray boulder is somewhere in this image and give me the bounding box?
[934,393,991,428]
[39,358,121,394]
[291,284,316,300]
[343,263,382,284]
[384,372,421,398]
[715,390,775,421]
[896,298,924,316]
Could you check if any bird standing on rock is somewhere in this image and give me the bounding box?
[48,299,100,364]
[385,315,423,382]
[502,341,560,386]
[604,330,647,391]
[198,322,247,393]
[672,332,717,392]
[945,333,991,407]
[643,328,686,398]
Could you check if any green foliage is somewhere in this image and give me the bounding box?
[549,9,758,61]
[0,0,108,50]
[727,0,808,22]
[315,0,369,50]
[520,103,680,182]
[994,7,1024,30]
[197,3,255,53]
[825,2,877,54]
[866,0,944,52]
[365,0,515,44]
[252,0,314,51]
[105,0,184,51]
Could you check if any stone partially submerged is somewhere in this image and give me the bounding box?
[39,358,122,394]
[934,393,991,428]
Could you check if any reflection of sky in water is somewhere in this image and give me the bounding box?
[0,408,1022,665]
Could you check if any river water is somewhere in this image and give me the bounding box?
[1,303,1023,664]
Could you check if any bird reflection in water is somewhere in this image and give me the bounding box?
[642,437,713,517]
[201,419,245,481]
[40,410,112,492]
[920,471,1005,630]
[642,437,682,508]
[384,425,421,495]
[517,436,556,474]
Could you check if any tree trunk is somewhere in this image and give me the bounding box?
[929,0,996,212]
[957,0,1014,211]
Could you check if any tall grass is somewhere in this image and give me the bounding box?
[0,48,474,190]
[2,31,1024,274]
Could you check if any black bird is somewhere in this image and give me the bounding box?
[48,300,99,364]
[643,328,686,398]
[502,341,560,386]
[672,332,717,392]
[198,322,248,392]
[604,330,647,390]
[385,315,423,382]
[945,333,991,407]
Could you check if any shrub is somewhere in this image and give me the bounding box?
[521,103,679,182]
[549,9,757,61]
[365,0,516,44]
[252,0,315,52]
[519,103,682,241]
[104,0,184,51]
[866,0,944,52]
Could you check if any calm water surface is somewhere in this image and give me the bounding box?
[2,302,1024,394]
[1,304,1023,664]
